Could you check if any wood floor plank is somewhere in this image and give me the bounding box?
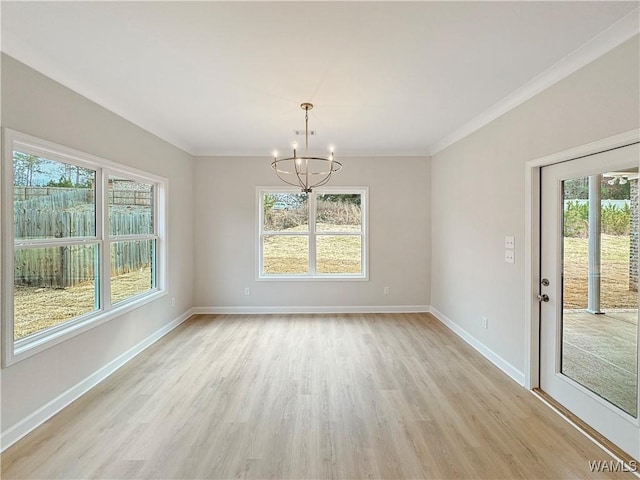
[2,312,636,479]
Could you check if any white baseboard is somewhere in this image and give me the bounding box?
[1,308,194,452]
[192,305,430,315]
[429,306,525,386]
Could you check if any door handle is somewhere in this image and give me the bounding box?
[537,294,549,303]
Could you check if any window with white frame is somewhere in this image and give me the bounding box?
[258,187,367,279]
[3,130,166,365]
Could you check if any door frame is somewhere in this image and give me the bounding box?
[524,129,640,390]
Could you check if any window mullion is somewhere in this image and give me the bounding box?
[309,192,317,275]
[99,168,111,312]
[14,237,99,249]
[110,234,158,242]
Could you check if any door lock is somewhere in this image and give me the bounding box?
[537,294,550,303]
[541,278,550,286]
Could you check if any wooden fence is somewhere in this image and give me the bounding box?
[110,189,152,206]
[14,186,93,203]
[15,240,153,288]
[14,189,152,288]
[14,186,152,207]
[15,244,98,289]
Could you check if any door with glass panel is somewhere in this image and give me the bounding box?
[540,143,640,457]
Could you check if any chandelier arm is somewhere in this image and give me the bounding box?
[294,157,307,191]
[313,174,333,189]
[280,172,305,190]
[272,159,306,190]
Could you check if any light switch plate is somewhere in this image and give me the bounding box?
[505,250,515,264]
[505,236,515,249]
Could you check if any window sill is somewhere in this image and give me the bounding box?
[257,274,369,281]
[6,289,166,367]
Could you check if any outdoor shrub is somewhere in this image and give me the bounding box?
[601,203,630,235]
[316,200,361,225]
[264,210,307,231]
[563,201,630,237]
[564,201,588,237]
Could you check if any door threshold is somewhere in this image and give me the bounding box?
[532,388,638,470]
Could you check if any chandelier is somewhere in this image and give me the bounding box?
[271,102,342,193]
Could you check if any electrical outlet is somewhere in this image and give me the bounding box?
[244,287,250,296]
[505,250,515,264]
[482,316,488,329]
[383,286,390,295]
[504,236,515,249]
[171,297,175,307]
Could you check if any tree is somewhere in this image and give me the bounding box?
[66,165,94,187]
[13,152,44,186]
[563,176,631,200]
[47,176,74,188]
[319,194,361,206]
[602,178,631,200]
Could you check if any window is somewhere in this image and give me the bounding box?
[108,174,156,305]
[258,187,367,279]
[3,129,166,365]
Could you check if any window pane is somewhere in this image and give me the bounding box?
[13,151,96,240]
[263,193,308,232]
[14,244,99,340]
[316,235,362,274]
[316,194,361,232]
[263,235,308,274]
[111,240,155,304]
[561,173,638,416]
[108,176,154,235]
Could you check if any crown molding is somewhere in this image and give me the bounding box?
[429,8,640,156]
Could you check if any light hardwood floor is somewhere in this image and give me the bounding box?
[2,313,635,479]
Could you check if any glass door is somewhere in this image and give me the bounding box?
[540,142,639,458]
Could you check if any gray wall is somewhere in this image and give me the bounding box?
[430,36,640,376]
[1,54,196,431]
[193,156,430,310]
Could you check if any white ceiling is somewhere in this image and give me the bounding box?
[1,2,638,157]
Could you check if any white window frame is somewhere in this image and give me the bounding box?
[257,186,368,280]
[2,129,168,366]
